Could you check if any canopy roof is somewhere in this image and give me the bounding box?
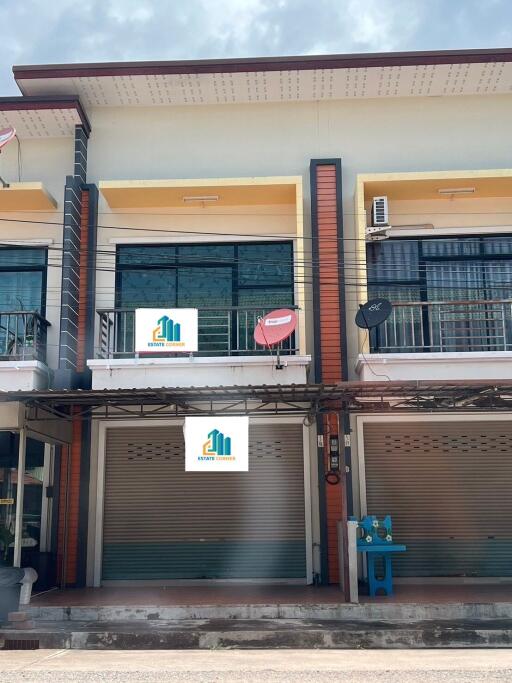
[4,380,512,421]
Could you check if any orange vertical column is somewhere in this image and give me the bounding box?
[310,159,348,585]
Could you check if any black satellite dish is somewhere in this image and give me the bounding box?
[355,298,392,329]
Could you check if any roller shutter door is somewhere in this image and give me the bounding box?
[364,421,512,577]
[102,424,306,580]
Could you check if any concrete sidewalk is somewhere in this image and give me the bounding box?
[2,648,512,682]
[2,617,512,649]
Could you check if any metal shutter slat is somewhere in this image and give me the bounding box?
[102,424,306,580]
[364,421,512,577]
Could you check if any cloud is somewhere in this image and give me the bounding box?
[1,0,511,95]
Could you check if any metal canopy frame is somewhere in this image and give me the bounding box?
[2,380,512,421]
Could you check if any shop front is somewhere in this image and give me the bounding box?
[4,380,512,597]
[357,413,512,579]
[94,419,311,584]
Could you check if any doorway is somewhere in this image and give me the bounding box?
[0,432,57,589]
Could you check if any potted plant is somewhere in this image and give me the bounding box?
[0,521,14,565]
[5,305,36,359]
[19,312,35,359]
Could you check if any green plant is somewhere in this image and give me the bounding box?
[0,522,14,563]
[5,309,36,357]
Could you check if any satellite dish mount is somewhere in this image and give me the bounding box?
[254,308,298,370]
[0,127,17,188]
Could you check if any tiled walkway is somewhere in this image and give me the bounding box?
[32,583,512,607]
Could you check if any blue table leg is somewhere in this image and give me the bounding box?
[367,553,394,597]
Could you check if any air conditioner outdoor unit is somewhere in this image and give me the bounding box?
[371,196,389,227]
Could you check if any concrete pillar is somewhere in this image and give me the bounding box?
[338,519,359,602]
[13,428,26,567]
[347,520,359,603]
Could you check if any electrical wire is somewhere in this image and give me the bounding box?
[2,214,512,242]
[0,219,512,301]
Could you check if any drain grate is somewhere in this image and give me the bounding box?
[3,639,39,650]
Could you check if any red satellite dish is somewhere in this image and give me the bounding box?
[254,308,297,347]
[0,127,16,151]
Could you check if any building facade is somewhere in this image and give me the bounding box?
[0,48,511,589]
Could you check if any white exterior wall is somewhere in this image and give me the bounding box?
[88,355,311,390]
[0,137,74,374]
[357,352,512,382]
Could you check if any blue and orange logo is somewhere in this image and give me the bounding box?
[199,429,235,461]
[148,315,185,347]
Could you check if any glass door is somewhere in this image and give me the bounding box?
[0,434,55,589]
[0,433,17,568]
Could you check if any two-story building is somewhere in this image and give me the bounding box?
[0,48,512,592]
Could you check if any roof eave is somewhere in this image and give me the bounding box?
[0,95,91,136]
[12,47,512,81]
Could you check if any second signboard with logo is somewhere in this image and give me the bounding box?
[135,308,198,353]
[184,416,249,472]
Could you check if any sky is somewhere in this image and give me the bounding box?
[2,0,511,94]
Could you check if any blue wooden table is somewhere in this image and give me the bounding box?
[353,515,406,597]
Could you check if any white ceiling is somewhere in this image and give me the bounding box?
[0,107,83,137]
[16,62,512,108]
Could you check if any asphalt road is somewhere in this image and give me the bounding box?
[2,649,512,682]
[0,649,512,683]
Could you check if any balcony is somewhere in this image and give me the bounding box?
[97,307,299,358]
[88,307,310,390]
[0,311,49,361]
[357,300,512,382]
[0,311,50,390]
[370,300,512,353]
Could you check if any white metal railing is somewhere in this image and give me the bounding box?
[97,307,298,358]
[370,300,512,353]
[0,311,50,362]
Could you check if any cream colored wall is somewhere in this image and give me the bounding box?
[86,94,512,376]
[364,196,512,230]
[0,137,73,368]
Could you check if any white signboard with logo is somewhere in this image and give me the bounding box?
[185,416,249,472]
[135,308,198,353]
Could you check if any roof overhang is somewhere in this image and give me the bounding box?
[4,380,512,421]
[13,48,512,107]
[360,169,512,202]
[99,177,300,209]
[0,96,90,138]
[0,182,57,210]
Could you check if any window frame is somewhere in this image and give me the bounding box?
[115,240,295,310]
[367,234,512,304]
[367,234,512,353]
[0,246,48,316]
